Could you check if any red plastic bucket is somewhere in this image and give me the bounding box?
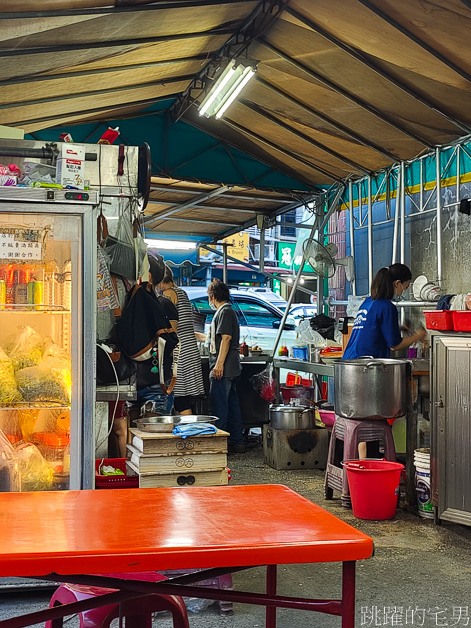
[343,459,404,520]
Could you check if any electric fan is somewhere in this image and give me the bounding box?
[302,239,355,280]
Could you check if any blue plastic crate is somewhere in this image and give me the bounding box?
[292,346,308,360]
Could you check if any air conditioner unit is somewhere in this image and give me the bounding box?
[254,244,275,261]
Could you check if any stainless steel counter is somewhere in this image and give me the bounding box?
[96,380,137,402]
[200,355,273,365]
[273,358,334,377]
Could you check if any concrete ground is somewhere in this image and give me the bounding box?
[1,443,471,627]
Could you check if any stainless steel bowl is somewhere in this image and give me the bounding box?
[134,415,218,433]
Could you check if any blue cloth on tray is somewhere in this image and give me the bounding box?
[172,423,217,439]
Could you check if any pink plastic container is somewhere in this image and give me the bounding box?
[317,410,336,427]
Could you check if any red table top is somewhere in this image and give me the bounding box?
[0,484,373,577]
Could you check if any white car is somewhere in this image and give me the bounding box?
[182,287,297,354]
[244,287,288,311]
[289,303,318,326]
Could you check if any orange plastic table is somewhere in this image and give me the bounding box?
[0,484,373,628]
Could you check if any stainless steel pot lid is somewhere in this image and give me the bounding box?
[270,405,310,413]
[338,358,409,366]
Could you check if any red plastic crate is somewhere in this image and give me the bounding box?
[452,310,471,332]
[424,310,454,331]
[95,458,139,489]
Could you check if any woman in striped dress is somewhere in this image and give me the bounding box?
[159,266,205,415]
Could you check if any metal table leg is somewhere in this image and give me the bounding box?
[342,561,356,628]
[266,564,277,628]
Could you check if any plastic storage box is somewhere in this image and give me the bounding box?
[95,458,139,489]
[292,346,308,360]
[452,310,471,331]
[424,310,454,331]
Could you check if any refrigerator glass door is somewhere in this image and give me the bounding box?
[0,210,86,492]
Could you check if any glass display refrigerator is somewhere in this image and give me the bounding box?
[0,187,96,491]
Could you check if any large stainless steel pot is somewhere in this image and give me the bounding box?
[334,358,410,419]
[269,405,314,430]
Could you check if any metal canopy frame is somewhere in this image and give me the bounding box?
[239,98,370,174]
[259,39,434,148]
[285,6,471,136]
[5,0,471,233]
[145,186,231,227]
[0,28,234,58]
[356,0,471,86]
[0,54,218,88]
[0,75,195,112]
[0,0,254,19]
[254,76,398,162]
[326,138,471,310]
[180,114,317,188]
[170,0,288,123]
[222,117,343,182]
[145,174,314,241]
[10,93,182,128]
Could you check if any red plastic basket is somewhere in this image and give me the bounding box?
[424,310,454,331]
[452,310,471,332]
[95,458,139,489]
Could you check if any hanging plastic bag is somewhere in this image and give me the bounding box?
[97,245,120,312]
[309,313,336,340]
[297,319,326,347]
[97,202,136,279]
[133,217,148,281]
[249,364,276,402]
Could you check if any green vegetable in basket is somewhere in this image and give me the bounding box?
[100,464,125,476]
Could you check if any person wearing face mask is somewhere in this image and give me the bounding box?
[343,264,427,360]
[207,279,245,453]
[343,264,427,460]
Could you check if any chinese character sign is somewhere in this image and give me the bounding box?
[222,231,249,263]
[0,227,46,263]
[278,242,310,271]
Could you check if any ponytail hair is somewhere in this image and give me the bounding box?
[371,263,412,300]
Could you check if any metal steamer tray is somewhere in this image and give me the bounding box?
[133,415,219,433]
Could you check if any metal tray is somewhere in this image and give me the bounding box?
[133,415,219,433]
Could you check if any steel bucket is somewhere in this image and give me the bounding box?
[269,405,314,430]
[334,358,410,419]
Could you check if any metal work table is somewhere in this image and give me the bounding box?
[273,358,335,401]
[273,358,334,378]
[273,356,429,512]
[96,381,137,402]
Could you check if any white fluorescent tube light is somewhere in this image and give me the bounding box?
[199,61,239,117]
[198,59,256,119]
[145,239,197,250]
[215,67,256,119]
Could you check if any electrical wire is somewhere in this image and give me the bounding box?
[95,345,121,455]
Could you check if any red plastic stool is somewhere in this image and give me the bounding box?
[324,415,396,508]
[161,569,234,615]
[45,572,190,628]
